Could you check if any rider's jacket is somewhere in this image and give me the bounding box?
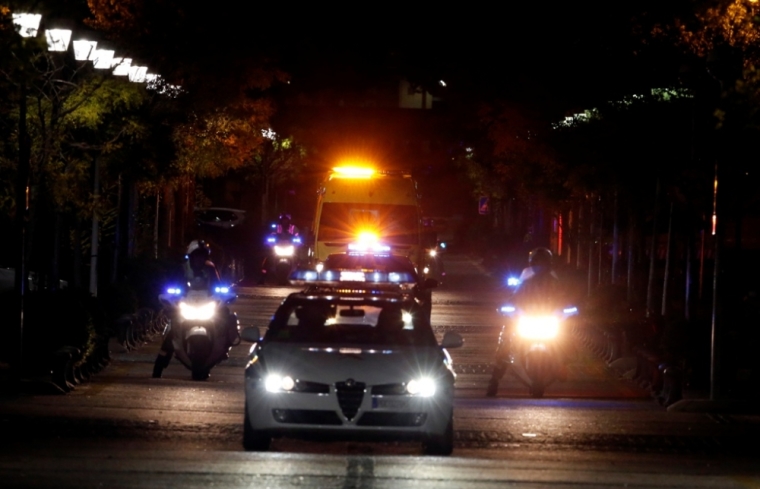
[276,224,299,236]
[512,266,562,311]
[182,260,222,292]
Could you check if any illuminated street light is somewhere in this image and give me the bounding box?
[128,65,148,83]
[73,40,97,61]
[112,57,132,76]
[92,49,114,69]
[45,29,72,52]
[12,13,41,38]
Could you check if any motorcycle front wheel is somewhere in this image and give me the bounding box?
[192,368,210,381]
[526,352,549,398]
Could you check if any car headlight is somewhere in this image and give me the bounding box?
[516,315,560,340]
[274,245,295,257]
[265,374,295,393]
[406,377,436,397]
[179,301,216,320]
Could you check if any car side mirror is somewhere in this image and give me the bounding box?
[440,331,463,349]
[240,326,261,343]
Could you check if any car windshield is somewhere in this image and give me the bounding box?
[318,203,419,245]
[265,299,437,347]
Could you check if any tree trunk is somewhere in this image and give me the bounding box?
[576,199,583,270]
[627,204,636,305]
[127,180,138,258]
[597,199,603,286]
[89,156,100,297]
[154,190,161,260]
[111,174,122,285]
[661,202,674,317]
[587,197,595,297]
[72,217,82,289]
[685,231,692,322]
[646,179,660,318]
[612,189,620,284]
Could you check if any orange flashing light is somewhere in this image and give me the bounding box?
[356,231,379,244]
[332,166,375,178]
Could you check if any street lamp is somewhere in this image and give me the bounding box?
[129,66,148,83]
[92,49,114,69]
[45,29,72,52]
[112,57,132,76]
[11,13,41,38]
[9,11,44,379]
[73,40,97,61]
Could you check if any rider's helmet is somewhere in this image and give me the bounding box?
[186,239,210,257]
[528,247,553,269]
[278,213,292,225]
[186,240,211,272]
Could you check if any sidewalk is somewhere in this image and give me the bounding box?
[0,362,67,396]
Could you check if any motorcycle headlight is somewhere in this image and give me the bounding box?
[274,245,295,257]
[516,315,560,340]
[265,374,295,393]
[179,301,216,320]
[406,377,436,397]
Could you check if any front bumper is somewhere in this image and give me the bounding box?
[244,377,453,440]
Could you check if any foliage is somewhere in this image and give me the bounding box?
[674,0,760,68]
[173,100,275,179]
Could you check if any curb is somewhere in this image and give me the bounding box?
[666,398,760,415]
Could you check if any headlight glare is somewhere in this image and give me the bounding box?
[516,315,560,340]
[274,245,295,257]
[179,301,216,320]
[406,377,436,397]
[265,374,295,393]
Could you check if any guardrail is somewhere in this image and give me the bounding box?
[50,307,166,393]
[572,316,684,406]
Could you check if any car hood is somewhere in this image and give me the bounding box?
[257,342,447,384]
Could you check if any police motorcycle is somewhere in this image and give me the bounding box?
[496,302,578,398]
[422,240,446,284]
[264,232,303,285]
[159,279,239,380]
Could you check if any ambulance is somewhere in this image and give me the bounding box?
[309,165,424,268]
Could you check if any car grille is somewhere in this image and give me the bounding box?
[371,383,407,395]
[335,381,366,420]
[272,409,342,425]
[294,380,330,394]
[357,412,427,427]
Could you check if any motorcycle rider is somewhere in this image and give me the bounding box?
[152,240,239,378]
[275,213,299,237]
[260,213,300,283]
[486,247,563,396]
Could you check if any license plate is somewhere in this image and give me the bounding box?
[372,397,408,409]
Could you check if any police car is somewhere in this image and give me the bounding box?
[239,253,463,455]
[311,239,437,319]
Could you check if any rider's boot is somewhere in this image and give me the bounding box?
[152,351,171,378]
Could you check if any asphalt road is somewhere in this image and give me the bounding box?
[1,254,759,488]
